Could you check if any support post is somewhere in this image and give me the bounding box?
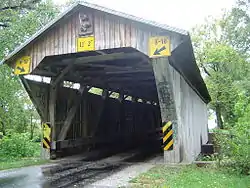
[83,92,88,137]
[151,57,180,163]
[49,79,57,159]
[90,89,108,137]
[118,92,125,135]
[131,96,138,136]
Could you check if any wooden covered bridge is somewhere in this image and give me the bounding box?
[1,2,211,163]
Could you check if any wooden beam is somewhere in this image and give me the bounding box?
[90,89,108,138]
[46,52,143,67]
[105,70,152,74]
[49,78,57,159]
[52,64,74,88]
[83,91,88,137]
[57,85,87,141]
[106,77,155,82]
[76,62,151,71]
[32,70,57,77]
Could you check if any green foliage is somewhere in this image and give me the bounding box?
[202,45,249,127]
[0,64,30,134]
[220,0,250,55]
[0,0,59,59]
[191,0,250,129]
[0,133,40,160]
[191,1,250,175]
[132,165,250,188]
[214,95,250,175]
[196,154,218,161]
[215,125,250,175]
[0,0,58,136]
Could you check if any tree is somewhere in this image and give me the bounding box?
[220,0,250,55]
[0,0,59,59]
[0,0,59,135]
[200,44,248,128]
[191,0,250,129]
[0,0,41,28]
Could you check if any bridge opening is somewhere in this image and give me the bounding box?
[24,47,163,159]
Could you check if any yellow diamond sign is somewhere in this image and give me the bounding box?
[149,36,171,58]
[14,56,31,75]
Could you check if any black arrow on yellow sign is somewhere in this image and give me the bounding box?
[153,46,167,55]
[17,66,25,72]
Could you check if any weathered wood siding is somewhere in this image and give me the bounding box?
[170,65,208,162]
[13,8,183,71]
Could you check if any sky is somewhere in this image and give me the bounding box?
[53,0,236,30]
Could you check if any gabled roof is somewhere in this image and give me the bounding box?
[0,1,188,65]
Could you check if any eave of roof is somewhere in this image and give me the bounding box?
[0,1,188,65]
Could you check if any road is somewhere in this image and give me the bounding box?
[0,149,161,188]
[0,165,47,188]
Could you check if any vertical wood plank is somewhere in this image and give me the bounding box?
[58,24,63,54]
[63,20,68,54]
[30,44,35,71]
[45,32,50,56]
[54,27,59,55]
[119,20,125,47]
[42,35,46,59]
[49,78,57,159]
[104,15,110,48]
[71,13,76,53]
[99,13,105,49]
[124,23,131,47]
[50,30,55,56]
[68,17,72,53]
[109,18,114,48]
[130,24,136,49]
[114,19,120,48]
[94,13,100,49]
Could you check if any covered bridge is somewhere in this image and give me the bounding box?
[1,2,211,163]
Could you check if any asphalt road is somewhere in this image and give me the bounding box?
[0,149,160,188]
[0,159,126,188]
[0,165,47,188]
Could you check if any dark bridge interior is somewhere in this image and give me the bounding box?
[24,47,162,158]
[22,42,210,158]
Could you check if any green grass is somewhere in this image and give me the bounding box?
[0,158,49,170]
[131,165,250,188]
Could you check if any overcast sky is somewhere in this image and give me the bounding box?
[54,0,236,30]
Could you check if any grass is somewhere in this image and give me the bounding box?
[131,165,250,188]
[0,158,49,170]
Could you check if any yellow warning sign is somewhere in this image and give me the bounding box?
[149,36,171,58]
[42,123,51,149]
[14,56,31,75]
[77,36,95,52]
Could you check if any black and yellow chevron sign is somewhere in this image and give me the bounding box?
[42,123,51,149]
[162,121,174,151]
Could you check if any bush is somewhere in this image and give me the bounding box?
[215,124,250,175]
[0,133,40,161]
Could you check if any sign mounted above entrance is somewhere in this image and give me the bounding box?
[77,36,95,52]
[149,36,171,58]
[14,56,31,75]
